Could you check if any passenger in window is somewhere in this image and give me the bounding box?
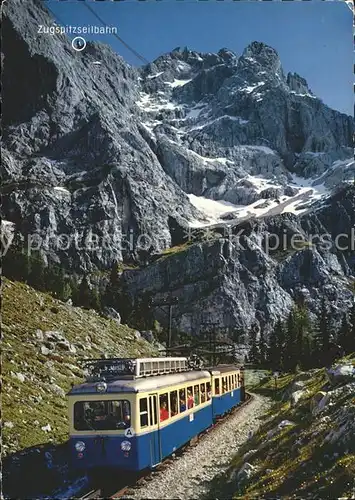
[201,386,206,403]
[170,393,178,416]
[187,390,194,409]
[179,389,186,412]
[160,401,169,421]
[179,397,186,412]
[215,380,220,395]
[194,386,199,406]
[207,383,212,400]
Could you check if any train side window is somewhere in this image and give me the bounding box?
[139,398,149,428]
[222,377,227,393]
[234,374,237,387]
[214,378,220,395]
[170,390,178,416]
[159,393,169,422]
[148,396,158,426]
[237,373,240,388]
[179,388,186,412]
[200,383,206,403]
[187,386,194,409]
[194,384,200,405]
[206,382,211,400]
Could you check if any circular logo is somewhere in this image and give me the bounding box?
[96,381,107,393]
[124,427,135,438]
[120,440,132,451]
[72,37,86,52]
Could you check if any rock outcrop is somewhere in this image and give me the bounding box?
[120,186,355,336]
[209,360,355,499]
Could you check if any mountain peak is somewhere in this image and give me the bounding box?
[243,41,279,58]
[217,48,237,62]
[287,72,314,95]
[241,41,283,77]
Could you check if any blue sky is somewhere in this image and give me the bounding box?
[47,1,353,116]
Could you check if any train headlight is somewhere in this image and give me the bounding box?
[121,440,131,452]
[96,381,107,393]
[75,441,86,452]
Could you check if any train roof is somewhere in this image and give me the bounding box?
[208,364,242,375]
[68,370,212,395]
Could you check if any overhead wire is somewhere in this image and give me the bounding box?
[45,1,149,65]
[83,2,149,65]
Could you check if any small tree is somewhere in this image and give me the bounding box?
[103,261,121,307]
[90,287,102,311]
[338,306,355,355]
[350,301,355,354]
[77,275,92,309]
[2,230,30,282]
[248,329,260,365]
[61,280,72,302]
[258,330,267,365]
[28,252,46,291]
[283,309,299,372]
[267,319,284,369]
[313,299,331,366]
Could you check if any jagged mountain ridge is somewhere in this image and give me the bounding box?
[137,43,353,215]
[2,0,354,272]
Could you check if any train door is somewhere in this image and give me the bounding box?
[148,393,161,467]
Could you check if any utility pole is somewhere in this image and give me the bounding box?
[202,320,219,366]
[168,303,173,349]
[150,296,179,349]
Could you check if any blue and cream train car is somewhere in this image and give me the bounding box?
[68,357,244,472]
[211,364,244,419]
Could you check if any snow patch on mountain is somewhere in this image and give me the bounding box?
[290,90,317,99]
[165,79,192,88]
[187,195,240,225]
[53,186,70,195]
[148,71,164,80]
[136,92,182,112]
[240,82,266,93]
[190,115,249,131]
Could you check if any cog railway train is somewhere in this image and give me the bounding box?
[68,357,245,472]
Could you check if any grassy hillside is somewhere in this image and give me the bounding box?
[208,357,355,499]
[2,278,158,454]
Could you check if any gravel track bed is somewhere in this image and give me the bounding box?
[126,393,271,499]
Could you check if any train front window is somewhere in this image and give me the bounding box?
[74,400,131,431]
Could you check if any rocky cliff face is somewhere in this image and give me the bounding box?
[121,186,355,337]
[2,0,354,337]
[2,0,207,271]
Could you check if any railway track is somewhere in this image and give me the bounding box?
[78,393,253,499]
